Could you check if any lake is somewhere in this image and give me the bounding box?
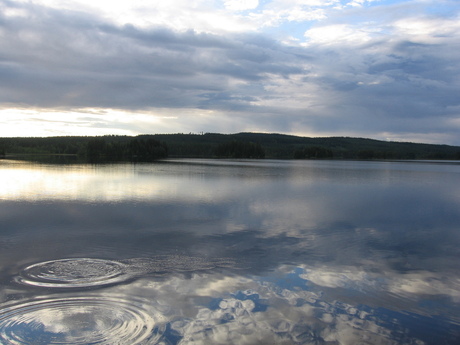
[0,158,459,344]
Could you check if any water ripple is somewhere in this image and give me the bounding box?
[123,255,238,275]
[17,258,129,288]
[17,256,238,289]
[0,294,166,345]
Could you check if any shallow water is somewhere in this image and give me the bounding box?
[0,158,459,344]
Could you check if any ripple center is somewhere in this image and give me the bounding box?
[0,295,165,345]
[18,258,130,288]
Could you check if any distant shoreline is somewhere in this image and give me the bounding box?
[1,132,459,161]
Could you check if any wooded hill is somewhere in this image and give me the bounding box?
[1,132,460,160]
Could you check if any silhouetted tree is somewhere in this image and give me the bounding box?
[85,137,168,162]
[128,138,168,161]
[86,138,107,160]
[294,146,333,159]
[357,150,375,159]
[215,141,265,158]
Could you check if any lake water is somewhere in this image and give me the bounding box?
[0,158,459,344]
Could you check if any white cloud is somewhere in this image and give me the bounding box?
[106,262,445,344]
[8,0,259,32]
[270,0,337,6]
[296,264,460,303]
[392,15,460,44]
[388,272,460,302]
[224,0,259,11]
[304,23,377,45]
[300,268,369,289]
[0,108,163,137]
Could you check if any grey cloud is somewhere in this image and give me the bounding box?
[1,1,460,143]
[298,32,460,139]
[0,2,306,111]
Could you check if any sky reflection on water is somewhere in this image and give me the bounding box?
[0,158,459,344]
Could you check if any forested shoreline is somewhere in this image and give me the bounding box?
[1,132,460,161]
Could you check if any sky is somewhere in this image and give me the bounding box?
[0,0,459,144]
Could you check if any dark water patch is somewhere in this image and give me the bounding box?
[122,255,238,275]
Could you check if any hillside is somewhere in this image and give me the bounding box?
[1,133,460,160]
[145,133,460,160]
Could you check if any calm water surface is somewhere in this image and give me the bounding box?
[0,158,459,344]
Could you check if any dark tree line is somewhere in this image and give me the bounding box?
[1,133,460,161]
[86,138,168,161]
[293,146,333,159]
[215,140,265,158]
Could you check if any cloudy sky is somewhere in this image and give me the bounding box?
[1,0,459,144]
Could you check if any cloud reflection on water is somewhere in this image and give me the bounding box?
[0,159,459,344]
[103,266,460,345]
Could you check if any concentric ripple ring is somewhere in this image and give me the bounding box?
[0,295,165,344]
[18,258,130,288]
